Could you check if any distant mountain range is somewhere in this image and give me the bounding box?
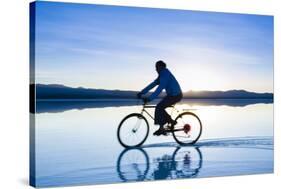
[33,84,273,99]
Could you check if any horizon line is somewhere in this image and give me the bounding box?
[33,83,274,94]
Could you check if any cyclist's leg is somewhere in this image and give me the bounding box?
[155,95,182,125]
[154,98,168,126]
[154,99,168,135]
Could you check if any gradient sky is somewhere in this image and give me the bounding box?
[34,1,273,92]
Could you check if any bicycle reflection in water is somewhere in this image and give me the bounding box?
[116,147,202,182]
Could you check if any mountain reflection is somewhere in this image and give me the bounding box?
[35,98,272,113]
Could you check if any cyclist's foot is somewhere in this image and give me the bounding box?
[153,127,167,136]
[170,120,177,126]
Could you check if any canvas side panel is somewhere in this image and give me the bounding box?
[29,1,36,187]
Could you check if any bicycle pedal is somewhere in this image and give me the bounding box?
[161,130,170,136]
[153,130,168,136]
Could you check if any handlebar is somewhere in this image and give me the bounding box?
[140,98,148,105]
[136,97,150,107]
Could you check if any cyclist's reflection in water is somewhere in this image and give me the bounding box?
[116,147,202,182]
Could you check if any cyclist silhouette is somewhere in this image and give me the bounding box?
[137,60,183,136]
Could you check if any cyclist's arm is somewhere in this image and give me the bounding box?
[139,78,159,95]
[148,73,168,101]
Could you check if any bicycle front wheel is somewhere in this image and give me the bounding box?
[172,112,202,145]
[117,113,149,148]
[117,148,150,181]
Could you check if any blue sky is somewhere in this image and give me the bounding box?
[34,1,273,92]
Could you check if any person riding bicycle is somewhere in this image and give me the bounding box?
[137,60,183,136]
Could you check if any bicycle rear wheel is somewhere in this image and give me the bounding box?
[117,113,149,148]
[172,147,203,178]
[172,112,202,145]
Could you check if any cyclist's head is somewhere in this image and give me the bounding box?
[155,60,166,74]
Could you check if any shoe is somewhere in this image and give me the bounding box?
[153,127,167,136]
[170,120,177,126]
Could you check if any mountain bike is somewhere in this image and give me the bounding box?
[117,101,202,148]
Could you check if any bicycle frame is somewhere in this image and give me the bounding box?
[117,101,203,147]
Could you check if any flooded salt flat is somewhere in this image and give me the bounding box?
[33,100,273,187]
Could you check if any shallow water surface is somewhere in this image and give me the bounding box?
[33,100,273,187]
